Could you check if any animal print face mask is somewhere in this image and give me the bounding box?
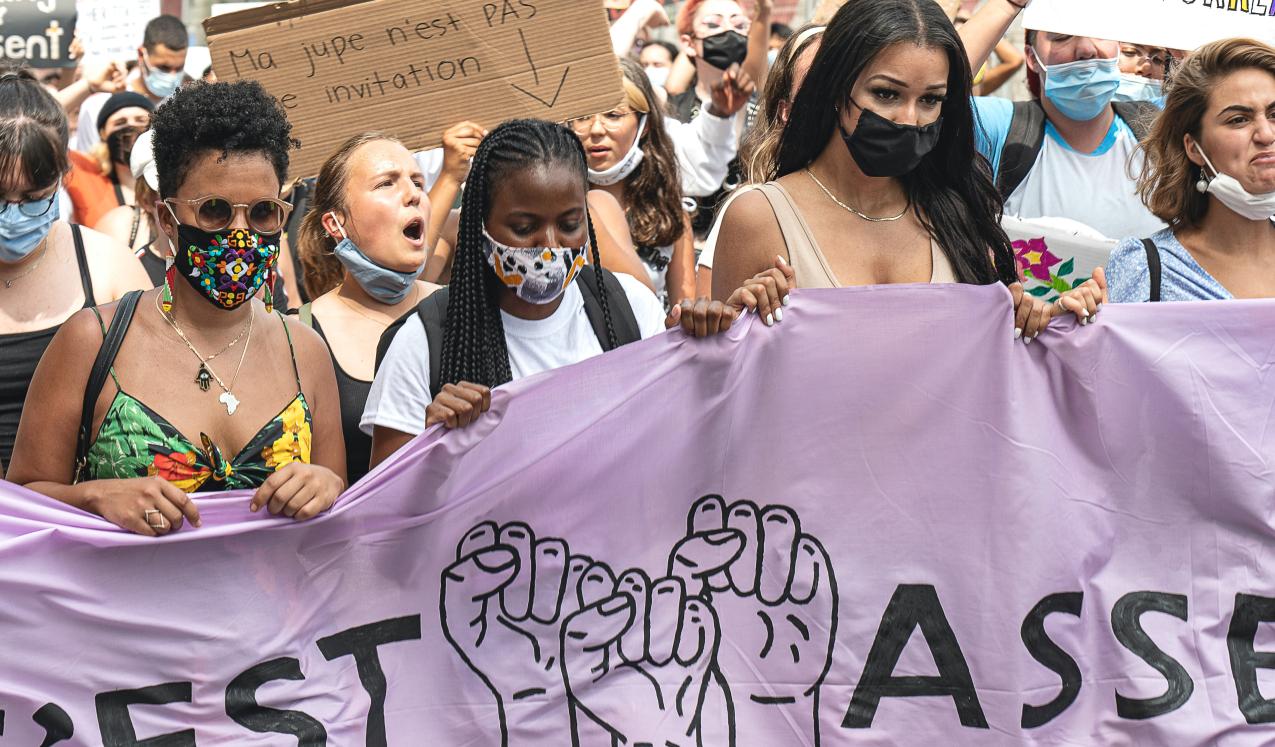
[482,228,587,305]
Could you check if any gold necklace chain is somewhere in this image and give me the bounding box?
[805,169,910,223]
[154,292,254,413]
[168,303,252,364]
[0,237,50,289]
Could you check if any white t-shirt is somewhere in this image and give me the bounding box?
[361,273,666,436]
[974,98,1165,241]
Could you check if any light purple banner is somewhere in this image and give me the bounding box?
[2,285,1274,746]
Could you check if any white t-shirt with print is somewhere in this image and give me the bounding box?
[361,273,666,437]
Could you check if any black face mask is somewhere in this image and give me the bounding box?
[106,126,140,167]
[699,30,748,71]
[839,102,943,178]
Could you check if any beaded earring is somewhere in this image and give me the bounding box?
[264,266,275,314]
[1196,167,1210,194]
[161,258,175,314]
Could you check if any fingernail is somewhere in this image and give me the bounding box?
[1095,302,1103,310]
[1024,336,1034,345]
[705,529,737,544]
[781,294,791,306]
[1014,327,1022,340]
[600,596,630,615]
[474,548,516,572]
[774,307,783,322]
[765,313,773,327]
[1079,308,1089,317]
[249,503,258,512]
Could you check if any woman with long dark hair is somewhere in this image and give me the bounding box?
[712,0,1074,340]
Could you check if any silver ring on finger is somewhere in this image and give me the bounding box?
[144,508,168,530]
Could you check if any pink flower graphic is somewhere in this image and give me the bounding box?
[1013,237,1062,282]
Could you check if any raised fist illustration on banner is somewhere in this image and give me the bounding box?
[562,568,724,746]
[440,521,617,744]
[670,495,839,741]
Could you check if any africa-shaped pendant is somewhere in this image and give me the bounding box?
[196,364,212,391]
[219,391,240,416]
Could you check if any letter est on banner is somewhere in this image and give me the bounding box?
[203,0,625,179]
[2,285,1275,743]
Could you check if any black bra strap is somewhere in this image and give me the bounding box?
[279,312,303,393]
[71,224,96,307]
[75,290,142,482]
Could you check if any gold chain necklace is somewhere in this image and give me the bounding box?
[806,169,910,223]
[0,237,50,288]
[155,292,254,415]
[154,293,251,390]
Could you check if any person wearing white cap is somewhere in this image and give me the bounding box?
[93,129,170,286]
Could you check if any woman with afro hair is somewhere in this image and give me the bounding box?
[11,80,348,536]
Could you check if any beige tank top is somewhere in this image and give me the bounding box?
[756,182,956,288]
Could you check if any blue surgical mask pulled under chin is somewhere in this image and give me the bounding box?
[0,191,59,262]
[1033,50,1121,122]
[329,213,423,304]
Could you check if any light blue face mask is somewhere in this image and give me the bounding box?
[143,57,183,99]
[0,191,59,262]
[1112,73,1163,104]
[1033,50,1121,122]
[329,213,423,304]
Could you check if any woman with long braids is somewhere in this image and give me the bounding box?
[365,119,791,467]
[712,0,1094,340]
[10,80,346,536]
[570,58,695,307]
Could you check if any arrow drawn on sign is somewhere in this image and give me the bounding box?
[509,28,570,109]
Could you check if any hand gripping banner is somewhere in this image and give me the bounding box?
[1,285,1274,745]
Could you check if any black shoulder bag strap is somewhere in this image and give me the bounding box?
[996,100,1048,200]
[1112,101,1159,142]
[373,287,451,400]
[577,267,641,351]
[75,289,142,482]
[1141,238,1162,303]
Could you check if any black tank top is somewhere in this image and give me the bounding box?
[310,316,373,484]
[0,225,96,467]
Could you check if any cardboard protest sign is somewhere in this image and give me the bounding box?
[1003,215,1115,302]
[204,0,626,179]
[0,0,76,68]
[1023,0,1274,52]
[74,0,158,63]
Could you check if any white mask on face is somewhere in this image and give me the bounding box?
[587,114,648,186]
[1196,143,1275,221]
[644,65,670,89]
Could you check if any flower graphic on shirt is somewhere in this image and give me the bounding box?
[1013,237,1062,283]
[262,398,312,470]
[147,449,212,493]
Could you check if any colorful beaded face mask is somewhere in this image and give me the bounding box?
[482,228,588,305]
[171,224,279,311]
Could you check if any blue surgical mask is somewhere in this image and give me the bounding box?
[0,191,59,262]
[1032,50,1121,122]
[143,56,183,99]
[1112,73,1163,104]
[329,213,423,304]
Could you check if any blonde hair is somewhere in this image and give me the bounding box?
[1139,38,1275,230]
[297,131,403,297]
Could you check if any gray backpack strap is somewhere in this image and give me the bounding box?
[1113,101,1159,142]
[996,100,1048,200]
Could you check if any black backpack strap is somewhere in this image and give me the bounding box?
[996,100,1048,200]
[577,266,641,351]
[1141,238,1162,303]
[75,289,142,482]
[374,287,450,401]
[1112,101,1158,142]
